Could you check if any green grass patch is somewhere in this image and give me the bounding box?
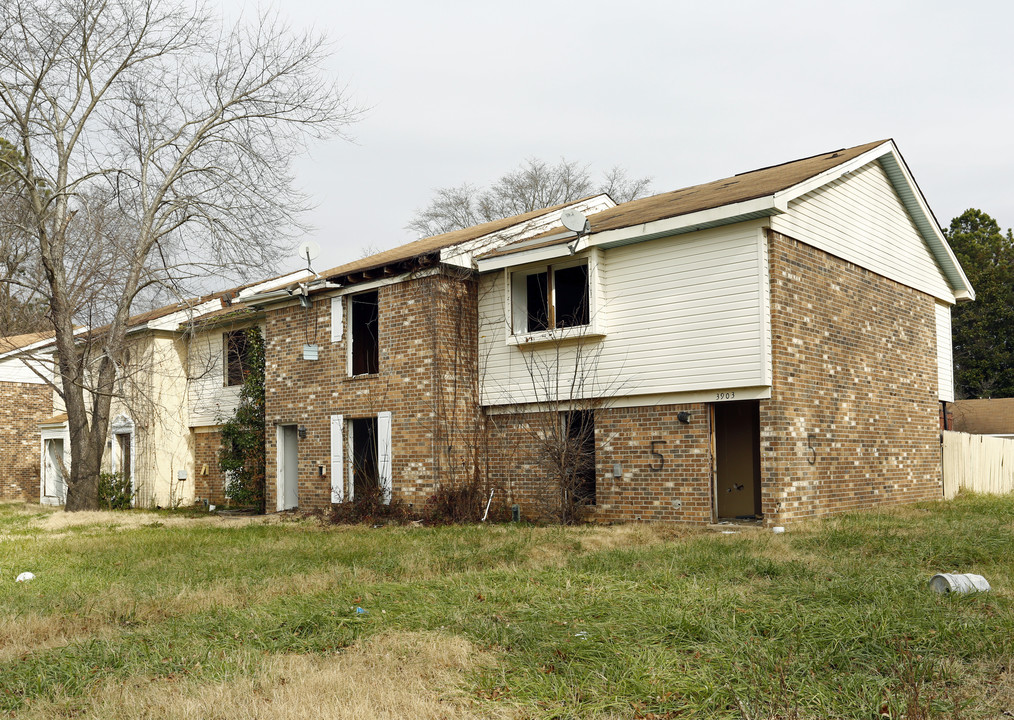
[1,495,1013,718]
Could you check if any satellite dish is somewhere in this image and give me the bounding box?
[561,209,588,234]
[297,240,320,264]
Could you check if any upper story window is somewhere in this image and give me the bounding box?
[350,290,379,375]
[224,329,252,386]
[512,261,590,335]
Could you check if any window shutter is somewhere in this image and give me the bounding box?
[330,415,344,503]
[377,411,392,504]
[330,296,343,343]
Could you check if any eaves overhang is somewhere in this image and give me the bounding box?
[477,141,976,304]
[477,195,787,272]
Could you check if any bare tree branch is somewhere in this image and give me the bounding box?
[0,0,359,510]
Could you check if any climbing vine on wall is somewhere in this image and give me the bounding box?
[218,326,266,512]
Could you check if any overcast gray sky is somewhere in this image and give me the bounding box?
[225,0,1014,273]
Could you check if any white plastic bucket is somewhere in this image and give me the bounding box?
[929,573,991,594]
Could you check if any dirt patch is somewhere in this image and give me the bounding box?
[17,632,514,720]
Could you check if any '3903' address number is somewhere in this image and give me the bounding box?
[715,391,736,400]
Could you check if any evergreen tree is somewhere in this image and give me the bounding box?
[946,209,1014,398]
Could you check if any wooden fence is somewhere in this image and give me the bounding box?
[942,430,1014,499]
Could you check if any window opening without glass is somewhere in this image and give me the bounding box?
[351,290,379,375]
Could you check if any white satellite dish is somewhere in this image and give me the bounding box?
[297,240,320,264]
[561,209,588,234]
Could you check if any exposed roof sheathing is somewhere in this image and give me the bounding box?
[315,197,605,281]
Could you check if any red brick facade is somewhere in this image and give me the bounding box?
[0,381,50,501]
[759,231,942,523]
[262,269,479,512]
[483,230,944,525]
[193,427,229,506]
[487,403,713,523]
[258,230,944,525]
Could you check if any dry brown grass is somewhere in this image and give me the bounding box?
[36,507,281,533]
[0,614,117,664]
[16,632,512,720]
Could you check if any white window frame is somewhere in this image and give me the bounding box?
[342,411,392,505]
[505,250,605,346]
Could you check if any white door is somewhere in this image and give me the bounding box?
[278,425,299,511]
[43,439,66,505]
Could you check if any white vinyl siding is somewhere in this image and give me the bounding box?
[0,354,49,384]
[186,329,243,426]
[771,161,955,303]
[479,222,770,406]
[330,414,344,503]
[936,302,954,402]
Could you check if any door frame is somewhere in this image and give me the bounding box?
[710,399,762,521]
[276,424,299,511]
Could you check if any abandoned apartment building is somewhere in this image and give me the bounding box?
[0,139,973,526]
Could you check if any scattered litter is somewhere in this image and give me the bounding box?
[772,526,786,534]
[929,573,990,594]
[355,607,368,614]
[15,572,35,583]
[481,488,495,522]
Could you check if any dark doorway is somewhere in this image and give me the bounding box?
[563,409,596,505]
[351,417,379,498]
[116,433,132,486]
[713,400,761,519]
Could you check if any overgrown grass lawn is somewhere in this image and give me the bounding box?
[2,495,1013,718]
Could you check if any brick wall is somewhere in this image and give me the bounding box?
[193,427,228,506]
[263,270,479,512]
[759,230,942,523]
[0,381,51,501]
[488,402,712,523]
[259,232,945,524]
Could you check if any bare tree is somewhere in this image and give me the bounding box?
[0,137,48,334]
[408,158,652,237]
[0,0,358,510]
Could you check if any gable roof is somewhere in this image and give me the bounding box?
[0,331,54,355]
[477,140,974,301]
[568,140,888,237]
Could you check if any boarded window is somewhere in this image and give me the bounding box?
[563,410,595,505]
[351,417,378,498]
[351,290,379,375]
[224,329,251,386]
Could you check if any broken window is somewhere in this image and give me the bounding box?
[513,261,590,334]
[563,409,596,505]
[224,329,252,386]
[350,290,379,375]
